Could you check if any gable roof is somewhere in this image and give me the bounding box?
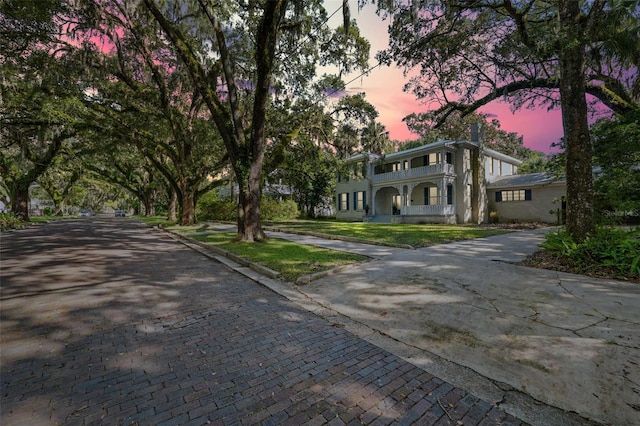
[348,140,522,165]
[487,172,565,189]
[483,148,523,165]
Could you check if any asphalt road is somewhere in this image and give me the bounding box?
[0,217,523,425]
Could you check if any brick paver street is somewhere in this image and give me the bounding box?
[1,218,525,425]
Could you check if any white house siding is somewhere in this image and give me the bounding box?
[488,183,566,223]
[484,150,520,183]
[336,139,524,224]
[336,178,370,222]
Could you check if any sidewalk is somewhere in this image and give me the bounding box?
[214,226,639,425]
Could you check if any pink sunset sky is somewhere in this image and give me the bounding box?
[324,1,565,154]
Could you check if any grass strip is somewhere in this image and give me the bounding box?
[136,216,177,227]
[190,232,368,281]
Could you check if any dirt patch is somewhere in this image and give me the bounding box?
[522,251,640,284]
[481,222,550,230]
[421,320,481,347]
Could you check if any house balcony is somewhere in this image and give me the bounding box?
[372,163,455,185]
[400,204,455,216]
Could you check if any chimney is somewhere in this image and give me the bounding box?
[470,122,482,143]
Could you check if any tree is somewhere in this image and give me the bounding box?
[37,147,83,215]
[375,0,639,241]
[360,121,393,154]
[0,0,85,220]
[263,86,384,218]
[83,140,163,217]
[518,150,549,174]
[592,108,640,222]
[0,55,85,220]
[402,111,538,160]
[75,0,230,225]
[265,103,339,218]
[141,0,368,241]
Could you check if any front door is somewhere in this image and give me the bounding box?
[392,195,402,215]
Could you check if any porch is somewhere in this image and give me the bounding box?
[372,163,455,184]
[366,205,457,224]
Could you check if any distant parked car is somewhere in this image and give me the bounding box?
[79,209,94,217]
[115,210,126,217]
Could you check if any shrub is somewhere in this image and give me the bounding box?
[0,213,24,231]
[197,193,236,222]
[541,227,640,278]
[261,198,299,221]
[489,211,499,224]
[196,194,299,222]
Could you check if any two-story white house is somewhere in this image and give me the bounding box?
[336,125,565,224]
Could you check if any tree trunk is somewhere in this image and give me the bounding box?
[167,189,177,222]
[558,0,594,242]
[11,182,30,221]
[180,188,196,225]
[237,173,265,242]
[144,197,155,217]
[234,1,284,242]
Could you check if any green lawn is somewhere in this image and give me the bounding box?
[138,217,511,281]
[269,222,511,248]
[135,216,177,227]
[190,232,367,281]
[29,215,65,223]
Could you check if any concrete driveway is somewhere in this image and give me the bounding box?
[284,229,640,425]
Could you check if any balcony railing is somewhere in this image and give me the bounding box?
[372,163,455,184]
[401,204,455,216]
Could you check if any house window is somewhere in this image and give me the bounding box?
[392,195,402,214]
[447,184,453,205]
[354,191,366,210]
[338,193,349,210]
[445,152,453,164]
[392,162,401,172]
[424,186,440,205]
[495,189,532,202]
[489,158,494,174]
[423,153,441,166]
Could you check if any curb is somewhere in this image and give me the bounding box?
[295,263,364,285]
[159,227,281,279]
[155,225,376,286]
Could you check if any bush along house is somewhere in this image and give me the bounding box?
[336,124,566,224]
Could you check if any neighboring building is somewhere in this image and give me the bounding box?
[336,127,565,224]
[487,173,566,224]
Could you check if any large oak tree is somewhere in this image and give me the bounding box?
[0,0,86,220]
[141,0,369,241]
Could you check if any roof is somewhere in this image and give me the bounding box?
[484,148,523,165]
[348,140,522,165]
[347,140,462,163]
[383,140,465,159]
[487,172,565,189]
